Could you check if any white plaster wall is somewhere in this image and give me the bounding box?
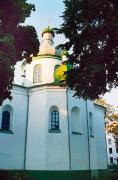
[0,84,107,171]
[26,87,107,171]
[86,100,99,170]
[94,104,108,169]
[23,57,61,87]
[25,87,47,170]
[0,85,27,169]
[14,61,23,85]
[68,91,107,170]
[45,87,69,170]
[25,86,69,170]
[67,91,89,170]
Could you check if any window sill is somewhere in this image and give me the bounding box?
[49,129,61,133]
[72,131,82,135]
[0,129,13,134]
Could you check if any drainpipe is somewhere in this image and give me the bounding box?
[66,88,71,170]
[85,99,91,174]
[23,89,29,170]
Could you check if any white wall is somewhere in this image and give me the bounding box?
[0,85,28,169]
[14,61,23,85]
[68,91,107,171]
[45,87,69,170]
[67,91,89,170]
[25,86,47,170]
[94,104,108,169]
[23,56,61,87]
[25,86,69,170]
[26,87,107,171]
[0,85,108,171]
[87,100,99,171]
[106,133,118,165]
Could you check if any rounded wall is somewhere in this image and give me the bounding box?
[25,86,70,170]
[23,56,61,86]
[0,86,28,170]
[42,32,54,45]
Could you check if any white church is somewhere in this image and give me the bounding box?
[0,27,107,175]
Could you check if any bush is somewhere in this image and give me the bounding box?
[108,164,118,172]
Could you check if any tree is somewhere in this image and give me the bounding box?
[0,0,39,104]
[56,0,118,99]
[95,98,118,147]
[95,98,118,121]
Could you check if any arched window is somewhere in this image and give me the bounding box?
[33,64,41,83]
[89,112,94,137]
[71,107,82,134]
[49,106,60,132]
[1,111,10,130]
[51,110,59,130]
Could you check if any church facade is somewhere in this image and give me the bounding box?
[0,28,107,173]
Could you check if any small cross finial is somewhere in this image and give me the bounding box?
[47,19,51,28]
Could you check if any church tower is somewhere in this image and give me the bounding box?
[21,26,62,86]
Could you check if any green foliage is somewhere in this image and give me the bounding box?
[108,163,118,172]
[0,0,39,104]
[0,171,28,180]
[95,98,118,148]
[56,0,118,99]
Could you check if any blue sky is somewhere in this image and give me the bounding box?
[24,0,118,107]
[26,0,64,28]
[25,0,65,45]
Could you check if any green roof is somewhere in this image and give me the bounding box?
[42,26,54,37]
[62,48,69,56]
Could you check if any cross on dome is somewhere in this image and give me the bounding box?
[42,26,55,37]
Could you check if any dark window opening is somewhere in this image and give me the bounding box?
[1,111,10,130]
[109,148,112,154]
[116,147,118,153]
[110,157,113,164]
[117,158,118,164]
[51,110,59,130]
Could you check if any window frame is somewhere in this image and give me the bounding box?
[108,138,111,145]
[49,106,60,133]
[33,64,42,83]
[51,110,59,130]
[1,110,10,131]
[0,105,13,134]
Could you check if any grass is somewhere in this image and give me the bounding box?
[0,170,118,180]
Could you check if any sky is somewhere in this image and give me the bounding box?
[23,0,118,107]
[25,0,66,45]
